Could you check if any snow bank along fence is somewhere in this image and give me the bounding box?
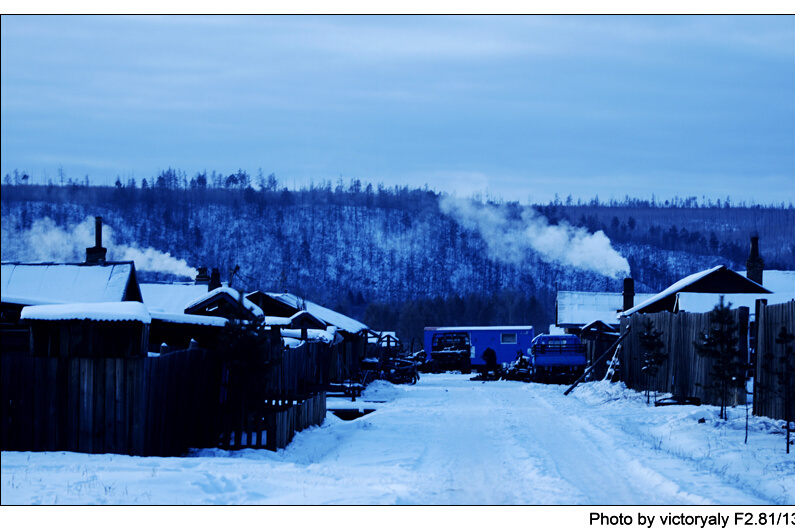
[2,338,334,455]
[619,306,750,406]
[753,300,795,421]
[217,340,331,451]
[1,348,221,456]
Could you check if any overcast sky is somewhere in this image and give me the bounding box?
[1,15,793,204]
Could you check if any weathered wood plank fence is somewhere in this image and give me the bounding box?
[754,300,795,421]
[2,339,333,455]
[216,340,331,451]
[619,306,750,406]
[1,349,221,456]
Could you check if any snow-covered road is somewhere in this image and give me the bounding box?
[2,374,792,505]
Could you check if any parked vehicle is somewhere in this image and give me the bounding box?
[529,334,586,383]
[502,351,534,382]
[359,354,420,386]
[424,326,534,374]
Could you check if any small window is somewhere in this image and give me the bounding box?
[501,333,517,344]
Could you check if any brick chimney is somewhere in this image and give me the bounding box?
[622,277,635,312]
[746,234,764,286]
[85,216,107,264]
[208,268,221,291]
[194,267,210,285]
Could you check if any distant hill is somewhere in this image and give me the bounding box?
[2,176,793,345]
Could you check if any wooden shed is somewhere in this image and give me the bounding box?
[247,291,370,383]
[185,286,264,321]
[20,302,151,358]
[1,261,143,356]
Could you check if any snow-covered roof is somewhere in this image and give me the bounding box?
[581,320,619,332]
[187,287,264,317]
[266,292,368,334]
[148,310,228,327]
[21,302,151,324]
[675,292,795,319]
[140,283,210,314]
[369,331,398,344]
[283,337,304,349]
[556,292,656,327]
[736,270,795,293]
[621,265,772,317]
[1,262,140,306]
[425,326,534,332]
[281,328,339,344]
[265,316,292,327]
[288,310,326,327]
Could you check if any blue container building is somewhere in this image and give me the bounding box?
[424,326,535,372]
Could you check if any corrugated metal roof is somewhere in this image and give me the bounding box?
[424,326,534,332]
[1,262,138,305]
[140,283,210,314]
[556,291,655,327]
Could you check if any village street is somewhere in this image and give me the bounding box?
[3,373,792,505]
[312,374,775,505]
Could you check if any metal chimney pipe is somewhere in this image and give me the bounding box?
[95,216,102,248]
[622,278,635,312]
[85,216,107,264]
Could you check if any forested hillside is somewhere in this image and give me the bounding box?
[2,172,793,346]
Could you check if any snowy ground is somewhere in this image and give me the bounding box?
[1,374,793,505]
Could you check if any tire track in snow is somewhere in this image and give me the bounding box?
[401,380,580,504]
[520,383,771,504]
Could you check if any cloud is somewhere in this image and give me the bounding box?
[440,196,630,279]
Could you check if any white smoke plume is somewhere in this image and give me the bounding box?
[1,216,198,279]
[440,196,631,279]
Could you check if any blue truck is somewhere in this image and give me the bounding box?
[424,326,535,374]
[529,334,587,383]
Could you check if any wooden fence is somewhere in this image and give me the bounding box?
[327,334,365,383]
[754,300,795,421]
[217,392,326,451]
[619,306,749,405]
[584,336,614,381]
[2,338,334,455]
[1,348,221,456]
[217,341,331,451]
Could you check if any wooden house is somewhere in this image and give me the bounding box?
[555,279,655,378]
[288,310,327,332]
[185,286,264,320]
[142,282,266,354]
[20,302,151,358]
[140,282,228,353]
[616,258,791,405]
[1,261,143,356]
[556,278,652,332]
[621,265,772,317]
[246,291,370,382]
